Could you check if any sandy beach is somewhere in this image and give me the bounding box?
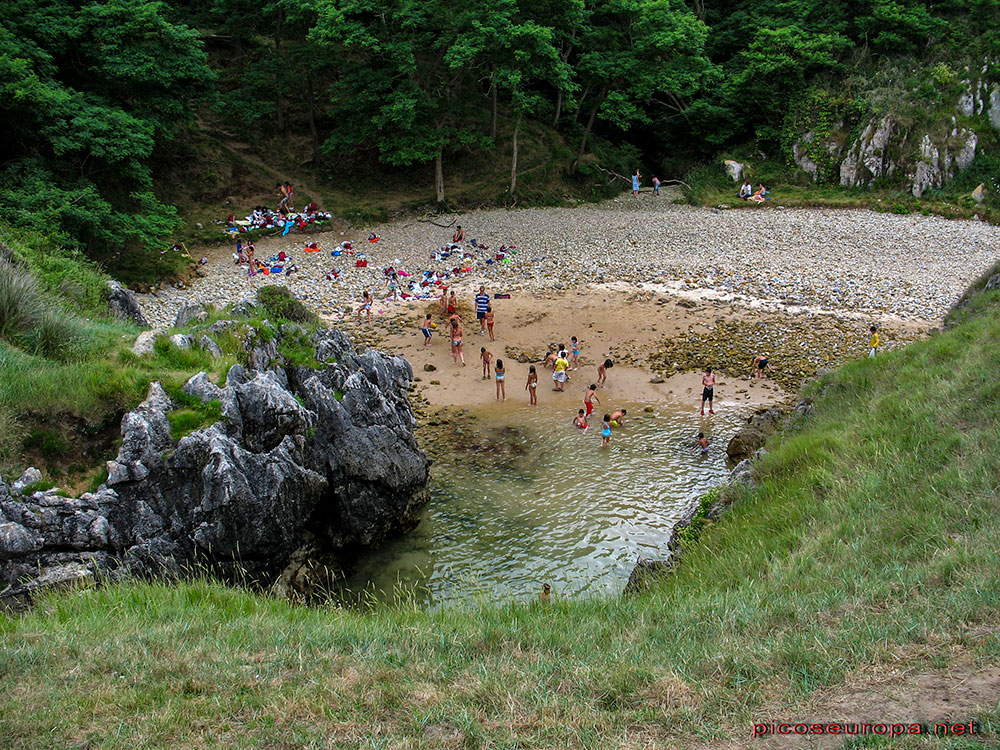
[135,192,999,412]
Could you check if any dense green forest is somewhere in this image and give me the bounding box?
[2,0,1000,271]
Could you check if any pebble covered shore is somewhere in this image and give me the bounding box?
[137,194,1000,329]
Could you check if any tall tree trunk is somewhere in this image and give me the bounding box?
[435,150,445,203]
[552,90,563,128]
[572,88,605,173]
[306,69,321,165]
[509,117,521,195]
[573,84,592,125]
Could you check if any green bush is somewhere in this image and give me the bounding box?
[257,286,318,325]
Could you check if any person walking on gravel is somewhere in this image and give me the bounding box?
[632,170,641,198]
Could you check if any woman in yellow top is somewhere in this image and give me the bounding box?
[868,325,879,358]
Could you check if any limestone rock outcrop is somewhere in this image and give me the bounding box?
[0,327,430,603]
[105,280,148,327]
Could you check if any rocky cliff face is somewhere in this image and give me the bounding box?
[0,327,430,604]
[784,64,1000,197]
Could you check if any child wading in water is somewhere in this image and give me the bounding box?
[694,432,709,455]
[584,384,600,423]
[480,347,493,379]
[420,314,434,346]
[485,305,495,341]
[574,409,589,432]
[601,414,612,446]
[597,358,613,388]
[526,365,538,405]
[701,367,715,415]
[495,358,506,401]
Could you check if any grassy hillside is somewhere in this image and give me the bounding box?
[3,273,1000,746]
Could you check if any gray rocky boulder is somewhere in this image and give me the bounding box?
[1,327,430,603]
[131,330,159,356]
[170,333,194,350]
[105,280,149,327]
[10,467,42,496]
[174,302,209,328]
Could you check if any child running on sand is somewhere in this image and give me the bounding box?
[480,347,493,379]
[485,305,495,341]
[495,358,506,401]
[574,409,589,432]
[570,337,580,370]
[597,358,613,388]
[357,290,372,323]
[584,384,600,423]
[526,365,538,405]
[421,314,434,346]
[450,318,465,365]
[601,414,612,446]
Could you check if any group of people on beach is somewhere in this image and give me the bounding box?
[418,273,635,446]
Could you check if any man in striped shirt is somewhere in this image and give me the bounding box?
[475,286,490,335]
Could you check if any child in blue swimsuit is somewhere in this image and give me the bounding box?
[601,414,612,446]
[495,359,506,401]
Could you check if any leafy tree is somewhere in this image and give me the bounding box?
[571,0,710,170]
[0,0,212,267]
[313,0,491,203]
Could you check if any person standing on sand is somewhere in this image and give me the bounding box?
[485,305,495,341]
[632,170,641,198]
[357,290,372,324]
[553,351,569,391]
[526,365,538,405]
[475,285,490,334]
[480,346,493,379]
[701,367,716,415]
[450,318,465,366]
[495,358,506,401]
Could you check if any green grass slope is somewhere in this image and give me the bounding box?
[3,273,1000,748]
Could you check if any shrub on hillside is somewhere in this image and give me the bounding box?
[257,286,318,325]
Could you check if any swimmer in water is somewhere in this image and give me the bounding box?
[540,583,551,604]
[574,409,589,432]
